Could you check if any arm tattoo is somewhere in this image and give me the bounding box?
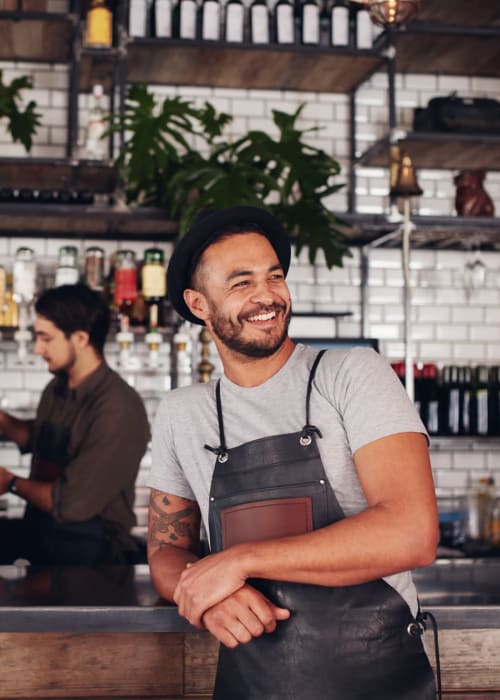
[149,491,198,551]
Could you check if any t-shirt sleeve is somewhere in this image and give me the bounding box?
[324,347,428,454]
[147,395,196,501]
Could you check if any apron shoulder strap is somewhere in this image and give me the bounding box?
[301,350,327,442]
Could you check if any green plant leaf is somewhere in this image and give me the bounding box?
[0,71,41,152]
[111,85,351,270]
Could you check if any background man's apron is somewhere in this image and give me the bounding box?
[206,351,436,700]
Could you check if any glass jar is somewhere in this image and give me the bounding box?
[0,265,6,311]
[114,249,138,306]
[491,494,500,549]
[85,246,106,291]
[13,247,37,303]
[55,245,79,287]
[437,489,468,549]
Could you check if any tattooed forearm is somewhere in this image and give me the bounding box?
[148,490,199,551]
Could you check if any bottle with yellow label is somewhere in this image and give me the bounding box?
[84,0,113,49]
[142,247,166,330]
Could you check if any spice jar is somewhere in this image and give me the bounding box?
[13,247,37,303]
[85,246,106,291]
[55,245,79,287]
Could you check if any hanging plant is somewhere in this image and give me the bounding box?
[0,70,41,152]
[108,84,351,269]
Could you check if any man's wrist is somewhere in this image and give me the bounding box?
[7,475,20,495]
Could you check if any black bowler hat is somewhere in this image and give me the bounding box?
[167,206,291,325]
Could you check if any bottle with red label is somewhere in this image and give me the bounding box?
[114,249,138,329]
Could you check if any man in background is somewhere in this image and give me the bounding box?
[0,283,150,565]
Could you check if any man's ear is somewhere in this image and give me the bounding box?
[183,288,209,322]
[72,330,90,349]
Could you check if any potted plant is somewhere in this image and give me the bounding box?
[0,70,41,152]
[108,84,350,269]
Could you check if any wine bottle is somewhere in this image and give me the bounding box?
[354,4,373,49]
[173,0,198,38]
[84,0,113,48]
[274,0,294,44]
[152,0,173,37]
[224,0,245,42]
[300,0,319,45]
[330,0,348,46]
[142,247,167,330]
[249,0,270,44]
[129,0,149,37]
[199,0,221,40]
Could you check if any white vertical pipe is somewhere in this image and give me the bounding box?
[401,197,414,403]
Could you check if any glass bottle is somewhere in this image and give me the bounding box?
[471,365,489,436]
[55,245,79,287]
[300,0,320,45]
[84,0,113,48]
[114,250,138,327]
[85,84,107,161]
[249,0,270,44]
[467,476,495,543]
[330,0,348,46]
[152,0,174,37]
[173,0,198,39]
[274,0,295,44]
[354,3,372,48]
[84,246,106,291]
[199,0,221,40]
[13,247,37,304]
[129,0,149,37]
[491,492,500,549]
[141,247,166,330]
[0,265,6,317]
[224,0,245,42]
[1,275,19,329]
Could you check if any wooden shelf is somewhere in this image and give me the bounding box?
[0,202,177,239]
[0,12,73,62]
[79,48,120,92]
[126,39,384,93]
[343,212,500,250]
[359,132,500,172]
[414,0,500,28]
[394,0,500,77]
[0,157,117,192]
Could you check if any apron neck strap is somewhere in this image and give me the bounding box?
[300,349,326,444]
[205,349,327,461]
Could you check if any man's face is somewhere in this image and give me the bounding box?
[193,232,292,358]
[33,315,77,375]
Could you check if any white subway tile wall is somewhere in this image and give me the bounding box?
[1,59,500,517]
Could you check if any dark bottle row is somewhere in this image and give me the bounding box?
[0,187,95,205]
[391,362,500,438]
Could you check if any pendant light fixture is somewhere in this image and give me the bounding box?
[390,152,423,199]
[349,0,421,27]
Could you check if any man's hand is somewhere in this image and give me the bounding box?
[202,584,291,648]
[174,547,290,629]
[0,467,14,495]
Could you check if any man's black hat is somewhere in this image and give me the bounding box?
[167,206,291,325]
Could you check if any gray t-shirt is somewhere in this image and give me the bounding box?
[149,344,427,614]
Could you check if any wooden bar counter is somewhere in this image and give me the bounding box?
[0,559,499,699]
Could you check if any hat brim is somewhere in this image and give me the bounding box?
[167,206,291,325]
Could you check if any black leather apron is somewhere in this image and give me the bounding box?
[207,351,436,700]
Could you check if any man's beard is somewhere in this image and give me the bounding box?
[208,303,292,358]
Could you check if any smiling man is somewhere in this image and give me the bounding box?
[0,283,150,566]
[147,206,439,700]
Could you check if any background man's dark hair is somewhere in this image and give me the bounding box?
[35,283,110,355]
